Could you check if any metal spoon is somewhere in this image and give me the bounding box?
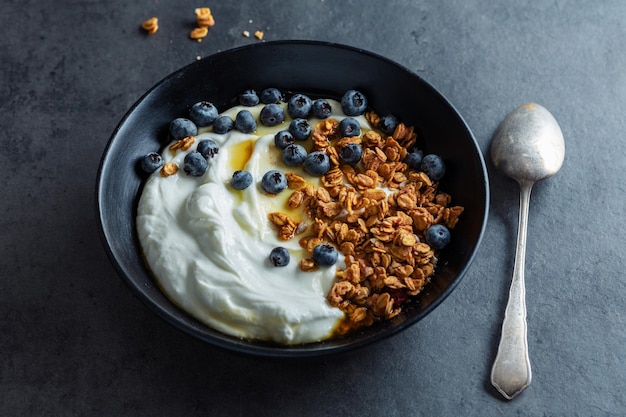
[489,103,565,400]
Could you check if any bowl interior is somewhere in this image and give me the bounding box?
[96,40,489,358]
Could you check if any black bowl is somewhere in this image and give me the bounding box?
[96,40,489,358]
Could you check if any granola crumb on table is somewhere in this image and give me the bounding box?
[141,17,159,35]
[190,7,215,41]
[268,114,464,335]
[195,7,215,28]
[190,26,209,41]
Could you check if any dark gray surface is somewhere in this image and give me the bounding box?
[1,0,624,416]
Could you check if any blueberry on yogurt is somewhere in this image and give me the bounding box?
[340,90,368,116]
[213,115,233,134]
[238,89,259,106]
[183,151,208,176]
[339,143,362,165]
[230,170,253,190]
[312,243,338,267]
[140,152,164,173]
[196,139,219,159]
[261,169,288,194]
[274,130,295,149]
[282,144,307,166]
[287,93,312,118]
[304,151,331,176]
[260,88,283,104]
[170,117,197,139]
[337,117,360,137]
[269,247,290,267]
[234,110,257,133]
[289,118,312,141]
[312,99,332,119]
[259,103,285,127]
[189,101,218,127]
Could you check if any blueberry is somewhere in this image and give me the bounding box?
[170,118,198,140]
[419,154,446,181]
[312,243,338,267]
[140,152,164,173]
[379,114,399,135]
[189,101,218,127]
[404,149,424,170]
[260,88,283,104]
[183,151,208,176]
[304,151,331,176]
[425,224,451,250]
[238,89,259,107]
[259,103,285,127]
[234,110,257,133]
[339,143,362,165]
[261,169,287,194]
[231,170,253,190]
[213,115,233,134]
[312,99,332,119]
[287,93,312,118]
[337,117,361,137]
[274,130,295,149]
[282,144,307,166]
[341,90,368,116]
[289,118,312,141]
[197,139,219,159]
[269,247,290,267]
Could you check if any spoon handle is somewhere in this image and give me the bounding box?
[491,181,533,400]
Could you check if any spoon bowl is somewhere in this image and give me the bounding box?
[491,103,565,184]
[489,103,565,399]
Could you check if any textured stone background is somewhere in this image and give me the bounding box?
[2,0,624,415]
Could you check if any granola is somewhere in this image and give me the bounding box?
[190,26,209,41]
[195,7,215,28]
[267,116,464,335]
[141,17,159,35]
[169,136,195,153]
[160,162,178,177]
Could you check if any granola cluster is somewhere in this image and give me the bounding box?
[190,7,215,41]
[141,17,159,35]
[268,115,464,335]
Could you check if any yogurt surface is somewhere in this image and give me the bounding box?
[137,100,370,344]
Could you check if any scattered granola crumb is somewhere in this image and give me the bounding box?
[160,162,178,177]
[169,136,195,153]
[195,7,215,27]
[141,17,159,35]
[190,26,208,41]
[242,30,250,38]
[254,30,264,40]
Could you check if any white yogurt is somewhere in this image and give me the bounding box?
[137,100,371,344]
